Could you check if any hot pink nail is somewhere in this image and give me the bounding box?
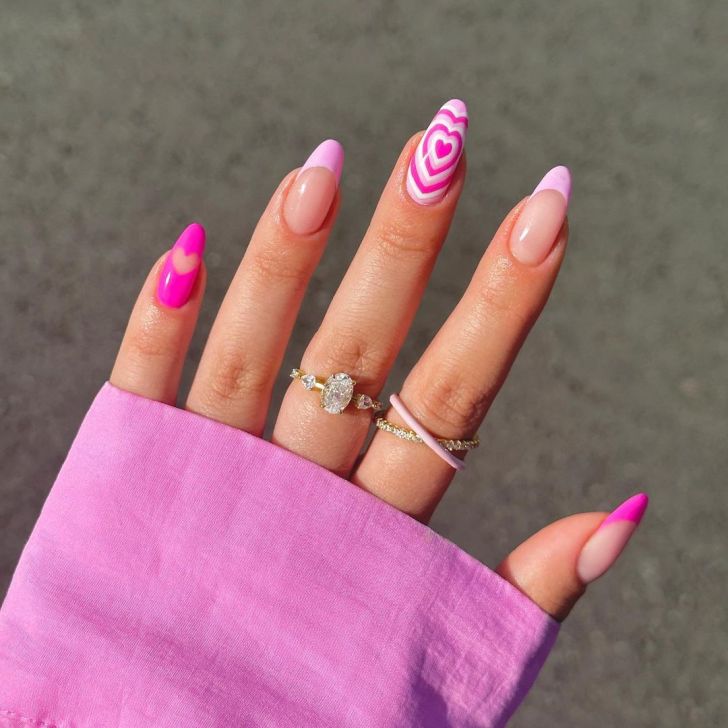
[406,99,468,206]
[283,140,344,235]
[157,223,206,308]
[509,166,571,266]
[576,492,649,584]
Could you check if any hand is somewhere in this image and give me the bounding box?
[110,100,646,621]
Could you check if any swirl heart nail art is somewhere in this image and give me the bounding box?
[406,99,468,206]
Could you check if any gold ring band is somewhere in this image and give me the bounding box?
[374,417,479,452]
[290,368,383,415]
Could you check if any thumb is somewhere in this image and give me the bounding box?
[496,493,649,621]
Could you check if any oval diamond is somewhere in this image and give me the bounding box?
[321,372,354,414]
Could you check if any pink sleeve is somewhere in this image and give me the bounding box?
[0,383,558,728]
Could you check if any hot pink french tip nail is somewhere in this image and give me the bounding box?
[157,223,206,309]
[298,139,344,186]
[576,492,649,584]
[509,165,572,266]
[599,492,649,528]
[406,99,468,206]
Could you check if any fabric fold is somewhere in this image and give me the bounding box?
[0,383,558,727]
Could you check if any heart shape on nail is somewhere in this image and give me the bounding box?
[434,138,453,159]
[171,247,200,275]
[407,100,468,202]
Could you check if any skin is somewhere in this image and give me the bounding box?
[111,132,609,622]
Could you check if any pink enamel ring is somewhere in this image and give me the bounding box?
[375,394,479,471]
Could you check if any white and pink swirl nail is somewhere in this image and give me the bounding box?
[406,99,468,206]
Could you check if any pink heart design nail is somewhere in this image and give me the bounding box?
[171,247,201,275]
[157,223,206,309]
[434,138,453,159]
[406,99,468,206]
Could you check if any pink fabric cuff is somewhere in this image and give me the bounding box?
[0,383,558,727]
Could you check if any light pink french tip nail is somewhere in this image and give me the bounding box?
[531,165,572,203]
[576,492,649,585]
[508,165,572,266]
[406,99,468,206]
[298,139,344,186]
[157,223,206,309]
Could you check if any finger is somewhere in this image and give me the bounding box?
[496,493,649,620]
[273,100,469,475]
[110,223,206,405]
[186,140,343,434]
[353,167,570,521]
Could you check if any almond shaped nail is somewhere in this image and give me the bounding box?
[576,492,649,584]
[283,139,344,235]
[406,99,468,206]
[509,165,571,266]
[157,223,206,308]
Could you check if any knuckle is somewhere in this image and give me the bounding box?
[373,218,439,262]
[415,373,491,436]
[474,277,530,330]
[248,244,310,286]
[308,327,391,384]
[203,348,269,406]
[125,325,174,361]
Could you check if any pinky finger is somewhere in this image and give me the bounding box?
[110,223,206,405]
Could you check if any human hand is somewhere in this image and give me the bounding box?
[110,100,647,621]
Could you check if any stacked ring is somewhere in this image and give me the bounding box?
[381,393,479,471]
[288,370,478,471]
[374,418,479,452]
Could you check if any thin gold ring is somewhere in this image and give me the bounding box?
[374,417,479,452]
[290,368,383,415]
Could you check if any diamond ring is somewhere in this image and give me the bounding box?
[290,368,383,415]
[374,417,480,452]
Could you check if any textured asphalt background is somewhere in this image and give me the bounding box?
[1,1,726,725]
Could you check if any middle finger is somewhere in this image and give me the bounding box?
[273,100,468,475]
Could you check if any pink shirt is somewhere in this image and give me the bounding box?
[0,384,558,727]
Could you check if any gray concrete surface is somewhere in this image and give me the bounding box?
[1,1,726,725]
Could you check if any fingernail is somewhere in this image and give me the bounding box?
[283,139,343,235]
[577,492,649,584]
[406,99,468,206]
[509,166,571,266]
[157,223,206,308]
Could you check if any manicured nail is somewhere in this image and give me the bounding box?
[283,139,343,235]
[406,99,468,206]
[157,223,206,308]
[509,166,571,266]
[577,493,649,584]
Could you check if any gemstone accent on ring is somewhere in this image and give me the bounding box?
[301,374,317,390]
[355,394,374,410]
[321,372,355,414]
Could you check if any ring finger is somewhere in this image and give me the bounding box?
[273,100,469,476]
[353,167,571,521]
